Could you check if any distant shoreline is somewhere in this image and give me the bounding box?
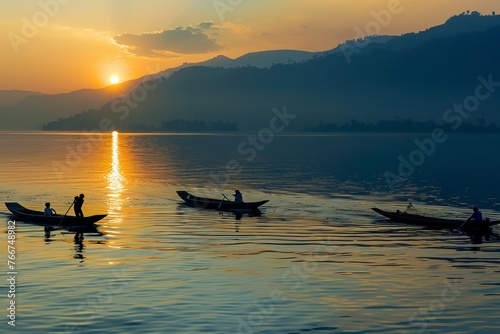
[2,129,500,135]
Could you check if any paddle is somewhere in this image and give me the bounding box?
[452,218,471,232]
[218,193,230,210]
[456,208,482,231]
[57,200,74,227]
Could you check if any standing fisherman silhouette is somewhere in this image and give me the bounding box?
[233,190,243,203]
[74,194,85,218]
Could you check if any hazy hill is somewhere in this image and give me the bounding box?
[370,11,500,52]
[0,90,43,107]
[418,10,500,38]
[0,80,145,129]
[155,50,323,82]
[228,50,318,67]
[43,13,500,132]
[0,49,320,130]
[153,50,319,84]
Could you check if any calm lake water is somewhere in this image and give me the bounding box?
[1,131,500,334]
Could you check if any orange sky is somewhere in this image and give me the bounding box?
[0,0,498,94]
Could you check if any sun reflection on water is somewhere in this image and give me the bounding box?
[106,131,125,228]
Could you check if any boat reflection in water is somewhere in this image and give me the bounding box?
[42,223,102,261]
[217,209,264,233]
[72,225,104,261]
[465,227,500,245]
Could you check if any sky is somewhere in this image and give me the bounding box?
[0,0,498,94]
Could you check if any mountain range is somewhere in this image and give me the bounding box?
[0,49,322,130]
[2,11,500,131]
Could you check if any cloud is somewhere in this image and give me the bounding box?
[199,21,250,33]
[113,26,224,57]
[198,21,216,30]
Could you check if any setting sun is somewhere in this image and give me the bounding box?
[110,75,120,84]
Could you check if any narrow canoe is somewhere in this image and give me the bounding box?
[372,207,500,229]
[5,202,106,226]
[177,191,268,212]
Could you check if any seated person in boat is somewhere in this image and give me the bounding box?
[44,202,57,216]
[233,190,243,203]
[467,207,483,222]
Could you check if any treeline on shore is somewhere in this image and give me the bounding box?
[304,118,500,133]
[43,118,239,132]
[129,119,239,132]
[43,115,500,133]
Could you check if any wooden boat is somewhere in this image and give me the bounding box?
[5,202,106,226]
[372,207,500,229]
[177,191,268,212]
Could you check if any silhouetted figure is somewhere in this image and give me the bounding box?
[74,194,85,217]
[233,190,243,203]
[468,227,500,244]
[44,225,53,239]
[468,207,483,223]
[74,232,84,242]
[44,202,57,216]
[73,234,85,261]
